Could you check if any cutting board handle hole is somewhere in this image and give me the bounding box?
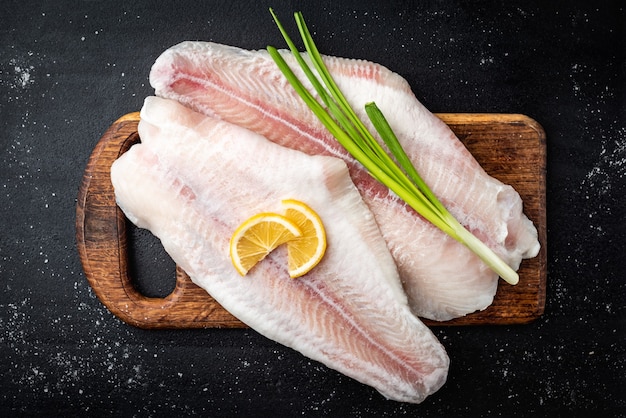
[125,219,177,299]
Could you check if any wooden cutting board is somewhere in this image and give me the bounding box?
[76,112,547,328]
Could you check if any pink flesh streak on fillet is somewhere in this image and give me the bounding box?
[149,42,541,321]
[110,97,449,403]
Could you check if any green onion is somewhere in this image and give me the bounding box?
[267,9,519,285]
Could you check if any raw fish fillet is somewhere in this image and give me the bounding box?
[111,96,449,403]
[149,42,541,321]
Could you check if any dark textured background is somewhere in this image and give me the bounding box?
[1,0,624,416]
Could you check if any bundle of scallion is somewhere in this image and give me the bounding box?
[267,9,518,285]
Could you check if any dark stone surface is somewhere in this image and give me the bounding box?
[1,0,624,416]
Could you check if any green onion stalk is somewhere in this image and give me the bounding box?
[267,9,519,285]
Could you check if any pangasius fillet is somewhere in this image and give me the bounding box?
[110,96,449,403]
[149,41,540,321]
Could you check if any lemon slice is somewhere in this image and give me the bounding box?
[229,213,302,276]
[281,199,327,278]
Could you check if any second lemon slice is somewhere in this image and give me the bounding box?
[281,199,327,278]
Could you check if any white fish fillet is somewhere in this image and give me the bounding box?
[149,41,540,321]
[111,96,449,403]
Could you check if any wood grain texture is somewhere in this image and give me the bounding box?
[76,112,546,329]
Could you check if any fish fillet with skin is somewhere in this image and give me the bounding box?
[110,96,449,403]
[149,41,541,321]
